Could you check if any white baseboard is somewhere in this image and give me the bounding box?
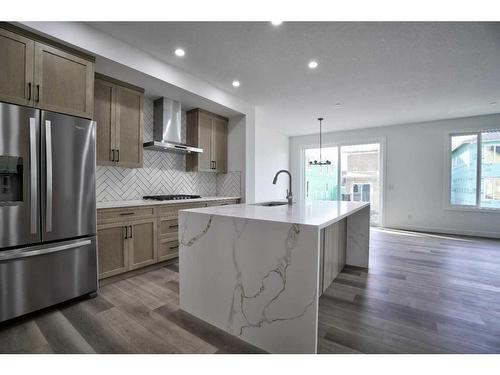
[381,224,500,240]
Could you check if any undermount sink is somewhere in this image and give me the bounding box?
[255,201,289,207]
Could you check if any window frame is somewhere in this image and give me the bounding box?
[299,137,386,226]
[444,130,500,212]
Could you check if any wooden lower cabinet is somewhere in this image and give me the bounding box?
[97,199,240,279]
[129,219,157,270]
[157,217,179,262]
[97,218,157,279]
[97,223,128,279]
[319,218,347,294]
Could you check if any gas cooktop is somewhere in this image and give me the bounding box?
[143,194,202,201]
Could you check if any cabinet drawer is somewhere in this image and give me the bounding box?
[159,218,179,237]
[157,203,207,218]
[158,239,179,261]
[97,207,154,223]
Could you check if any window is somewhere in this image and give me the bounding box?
[304,142,381,225]
[449,130,500,209]
[304,147,338,201]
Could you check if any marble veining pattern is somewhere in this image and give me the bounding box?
[179,212,321,353]
[227,222,317,336]
[179,213,213,247]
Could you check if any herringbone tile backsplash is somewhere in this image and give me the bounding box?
[96,97,242,202]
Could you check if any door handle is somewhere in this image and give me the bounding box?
[0,239,91,261]
[129,225,133,239]
[116,149,120,163]
[36,84,40,102]
[111,149,115,162]
[29,117,37,234]
[45,120,53,233]
[27,82,32,101]
[214,161,216,170]
[124,226,129,239]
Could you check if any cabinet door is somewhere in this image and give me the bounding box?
[115,85,143,168]
[197,111,213,172]
[0,28,34,106]
[94,78,116,165]
[34,42,94,119]
[97,224,128,279]
[129,219,157,270]
[212,116,228,173]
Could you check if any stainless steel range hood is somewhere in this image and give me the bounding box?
[143,98,203,154]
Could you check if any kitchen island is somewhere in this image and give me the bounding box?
[178,200,370,353]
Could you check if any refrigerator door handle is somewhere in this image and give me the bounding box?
[0,239,91,261]
[45,120,53,233]
[29,117,38,234]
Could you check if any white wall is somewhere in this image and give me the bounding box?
[290,113,500,238]
[255,110,290,202]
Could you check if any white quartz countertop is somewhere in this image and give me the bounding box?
[181,200,369,228]
[96,197,240,209]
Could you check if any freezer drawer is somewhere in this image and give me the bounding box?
[0,236,97,322]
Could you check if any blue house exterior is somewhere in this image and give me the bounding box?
[451,137,500,208]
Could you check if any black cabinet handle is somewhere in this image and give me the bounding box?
[124,226,129,239]
[117,149,120,163]
[120,212,135,216]
[129,225,133,238]
[214,161,217,170]
[169,245,179,250]
[111,149,115,162]
[169,224,179,229]
[27,82,31,101]
[36,84,40,102]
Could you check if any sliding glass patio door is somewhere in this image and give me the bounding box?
[304,142,382,225]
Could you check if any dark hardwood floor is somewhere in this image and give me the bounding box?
[318,228,500,353]
[1,228,499,354]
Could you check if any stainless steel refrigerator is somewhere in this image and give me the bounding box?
[0,101,97,322]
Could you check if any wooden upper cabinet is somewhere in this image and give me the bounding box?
[34,42,94,119]
[212,116,228,173]
[197,111,215,172]
[0,25,95,118]
[115,85,143,168]
[94,78,116,165]
[186,109,228,173]
[0,28,34,107]
[94,74,144,168]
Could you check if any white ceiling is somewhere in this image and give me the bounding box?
[87,22,500,136]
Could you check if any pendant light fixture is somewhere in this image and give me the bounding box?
[309,117,331,165]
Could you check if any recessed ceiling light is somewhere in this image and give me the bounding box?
[335,103,342,106]
[232,80,240,87]
[308,60,318,69]
[174,48,185,57]
[271,21,283,26]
